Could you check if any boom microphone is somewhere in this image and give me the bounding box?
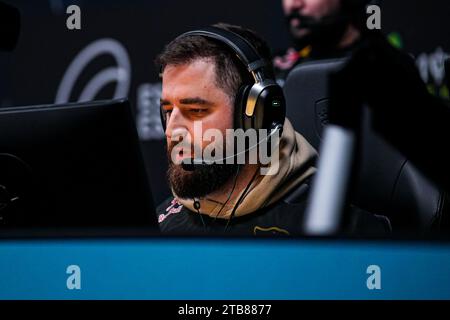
[180,124,282,171]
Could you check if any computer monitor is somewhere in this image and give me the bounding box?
[0,99,158,233]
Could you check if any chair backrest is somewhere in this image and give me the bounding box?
[284,58,447,233]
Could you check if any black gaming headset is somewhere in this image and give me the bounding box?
[160,26,286,145]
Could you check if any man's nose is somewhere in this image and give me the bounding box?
[165,107,187,141]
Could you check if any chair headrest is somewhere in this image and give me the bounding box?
[284,59,446,232]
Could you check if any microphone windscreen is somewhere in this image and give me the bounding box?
[181,160,196,171]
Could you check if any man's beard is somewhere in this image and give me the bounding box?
[166,143,239,199]
[285,11,350,53]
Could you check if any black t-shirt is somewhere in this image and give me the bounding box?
[273,41,361,84]
[156,181,392,237]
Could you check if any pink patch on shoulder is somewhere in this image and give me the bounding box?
[159,198,183,223]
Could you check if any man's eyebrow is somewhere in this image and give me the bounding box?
[179,97,214,106]
[160,99,171,106]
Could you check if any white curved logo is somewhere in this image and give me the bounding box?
[55,38,131,103]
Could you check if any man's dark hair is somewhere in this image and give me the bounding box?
[156,23,274,105]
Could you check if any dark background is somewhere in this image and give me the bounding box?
[1,0,449,204]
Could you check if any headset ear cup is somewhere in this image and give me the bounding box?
[234,85,252,131]
[251,88,266,131]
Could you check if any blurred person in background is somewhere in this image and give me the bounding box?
[274,0,369,83]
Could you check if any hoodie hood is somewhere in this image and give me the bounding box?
[175,118,317,219]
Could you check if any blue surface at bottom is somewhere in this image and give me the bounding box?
[0,238,449,299]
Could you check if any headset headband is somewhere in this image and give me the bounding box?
[176,26,267,78]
